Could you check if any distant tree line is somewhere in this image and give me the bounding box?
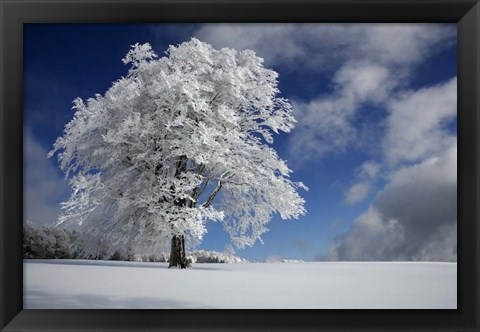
[23,223,130,260]
[190,250,247,263]
[23,223,247,263]
[24,223,77,259]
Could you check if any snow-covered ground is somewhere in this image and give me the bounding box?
[24,260,456,309]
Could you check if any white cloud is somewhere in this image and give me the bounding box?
[289,61,395,161]
[324,142,457,261]
[342,161,381,206]
[194,24,455,71]
[289,97,356,161]
[384,77,457,165]
[357,161,380,180]
[333,62,394,103]
[196,24,306,69]
[24,128,69,226]
[344,182,371,206]
[354,24,455,67]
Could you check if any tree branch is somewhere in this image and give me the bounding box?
[193,175,211,202]
[202,180,222,208]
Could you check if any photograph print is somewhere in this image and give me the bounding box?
[23,23,457,309]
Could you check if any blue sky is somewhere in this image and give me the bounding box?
[24,24,457,262]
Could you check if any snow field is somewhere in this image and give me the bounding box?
[24,260,456,309]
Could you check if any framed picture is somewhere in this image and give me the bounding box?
[1,0,479,331]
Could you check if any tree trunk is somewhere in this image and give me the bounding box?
[168,235,189,269]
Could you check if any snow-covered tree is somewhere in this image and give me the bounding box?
[23,223,73,259]
[49,38,307,268]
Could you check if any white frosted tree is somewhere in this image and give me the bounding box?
[49,39,307,268]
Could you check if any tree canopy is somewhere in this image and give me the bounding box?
[49,39,307,254]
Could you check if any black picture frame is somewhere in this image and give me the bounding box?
[1,0,479,331]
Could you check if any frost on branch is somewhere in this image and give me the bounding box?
[49,38,307,254]
[122,42,158,68]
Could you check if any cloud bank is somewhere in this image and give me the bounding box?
[325,143,457,261]
[324,76,457,261]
